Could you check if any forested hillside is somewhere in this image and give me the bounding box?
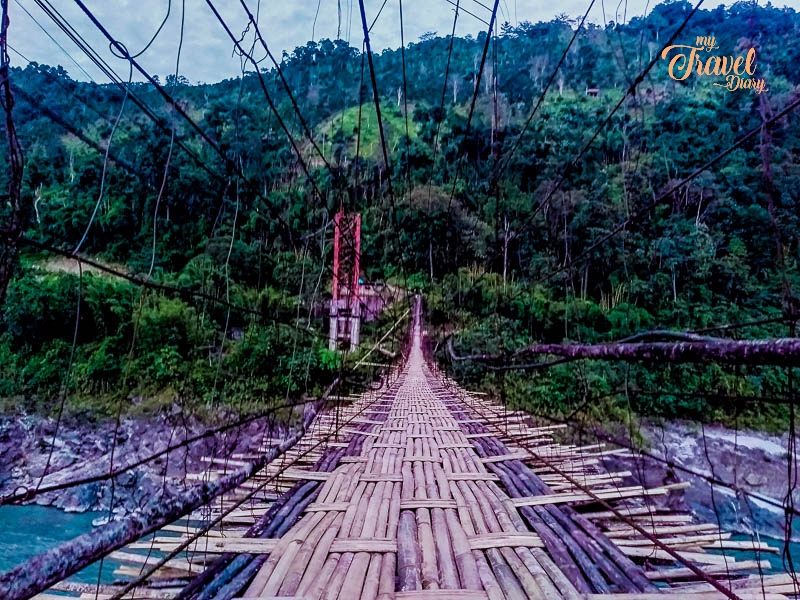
[1,0,798,427]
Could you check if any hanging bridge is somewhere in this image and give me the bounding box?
[0,300,791,600]
[1,0,799,597]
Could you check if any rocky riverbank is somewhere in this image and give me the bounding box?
[2,413,795,541]
[0,411,268,516]
[604,420,799,542]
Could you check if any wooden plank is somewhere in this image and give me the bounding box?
[113,565,197,580]
[436,443,475,449]
[480,452,532,464]
[330,538,397,553]
[49,581,178,599]
[511,483,690,507]
[360,473,404,483]
[272,470,331,481]
[304,502,351,512]
[605,520,719,538]
[395,591,490,599]
[201,456,252,468]
[468,533,544,550]
[109,551,203,574]
[342,428,380,437]
[645,560,771,580]
[136,537,279,554]
[619,547,735,565]
[400,499,458,510]
[338,456,367,463]
[583,506,690,520]
[445,472,498,481]
[703,540,777,553]
[614,533,729,548]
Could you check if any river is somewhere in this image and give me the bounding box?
[0,505,122,584]
[0,505,797,586]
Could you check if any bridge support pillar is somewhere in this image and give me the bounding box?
[329,211,361,351]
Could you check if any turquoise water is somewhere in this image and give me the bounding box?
[727,533,800,574]
[0,505,798,587]
[0,505,121,583]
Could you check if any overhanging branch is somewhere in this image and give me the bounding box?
[448,334,800,368]
[510,338,800,366]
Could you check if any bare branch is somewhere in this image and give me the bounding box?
[448,335,800,368]
[447,337,576,370]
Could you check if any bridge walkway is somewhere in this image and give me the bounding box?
[213,313,784,599]
[90,310,791,600]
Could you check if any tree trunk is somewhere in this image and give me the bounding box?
[452,338,800,368]
[473,54,478,95]
[0,0,24,306]
[429,239,434,281]
[502,214,514,287]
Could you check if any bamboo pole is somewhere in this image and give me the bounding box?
[397,510,422,590]
[0,392,332,600]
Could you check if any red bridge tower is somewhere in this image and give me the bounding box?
[329,211,361,351]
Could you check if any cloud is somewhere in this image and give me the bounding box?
[7,0,782,84]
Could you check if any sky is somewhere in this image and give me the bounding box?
[7,0,800,84]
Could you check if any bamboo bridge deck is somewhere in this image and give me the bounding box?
[42,315,796,600]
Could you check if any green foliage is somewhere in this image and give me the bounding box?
[1,2,799,428]
[434,265,792,430]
